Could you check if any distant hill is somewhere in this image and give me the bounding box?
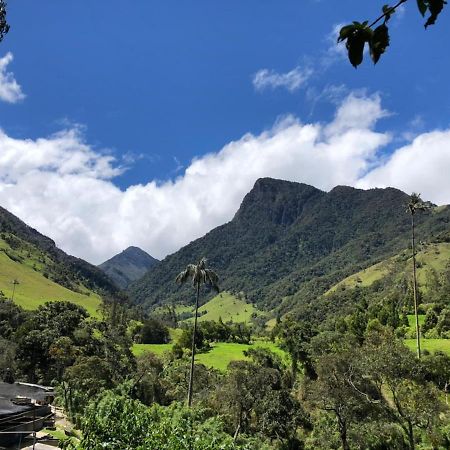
[0,206,119,315]
[99,246,159,289]
[128,178,450,313]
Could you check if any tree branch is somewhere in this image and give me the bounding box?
[369,0,410,28]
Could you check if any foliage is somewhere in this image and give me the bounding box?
[140,317,170,344]
[339,0,448,67]
[70,390,265,450]
[0,0,8,43]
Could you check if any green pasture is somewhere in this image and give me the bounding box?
[184,292,259,324]
[0,249,101,316]
[404,338,450,356]
[132,340,286,371]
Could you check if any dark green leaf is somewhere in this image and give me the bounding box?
[417,0,428,16]
[369,23,390,64]
[425,0,447,28]
[338,24,356,43]
[382,4,393,22]
[346,29,366,68]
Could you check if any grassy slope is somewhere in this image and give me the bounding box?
[326,242,450,294]
[185,292,259,324]
[404,339,450,356]
[132,341,286,372]
[0,238,101,316]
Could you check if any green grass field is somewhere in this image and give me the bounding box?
[184,292,259,324]
[404,338,450,356]
[407,314,426,328]
[132,340,286,371]
[0,248,102,316]
[326,242,450,294]
[133,343,173,357]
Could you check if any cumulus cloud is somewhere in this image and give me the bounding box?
[0,93,449,264]
[252,66,313,92]
[357,130,450,205]
[0,53,25,103]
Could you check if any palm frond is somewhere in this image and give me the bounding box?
[175,259,219,292]
[407,192,429,214]
[175,264,197,284]
[205,269,220,292]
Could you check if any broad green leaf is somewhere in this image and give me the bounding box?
[369,24,390,64]
[346,29,366,68]
[338,24,356,43]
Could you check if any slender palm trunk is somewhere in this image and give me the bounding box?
[11,282,16,301]
[411,213,421,359]
[187,282,200,407]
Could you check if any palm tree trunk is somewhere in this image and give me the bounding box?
[187,282,200,407]
[411,213,421,359]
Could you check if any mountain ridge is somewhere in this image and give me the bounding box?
[127,178,450,312]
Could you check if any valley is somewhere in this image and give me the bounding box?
[1,179,450,449]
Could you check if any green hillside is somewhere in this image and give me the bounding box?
[0,244,102,316]
[185,292,259,324]
[326,242,450,294]
[0,208,115,317]
[0,206,118,299]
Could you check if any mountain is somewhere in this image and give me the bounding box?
[99,246,159,289]
[0,206,119,315]
[128,178,450,313]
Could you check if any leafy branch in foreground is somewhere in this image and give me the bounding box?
[338,0,447,67]
[0,0,9,43]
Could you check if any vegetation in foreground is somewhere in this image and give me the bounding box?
[3,269,450,450]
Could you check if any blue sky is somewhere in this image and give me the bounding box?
[0,1,449,262]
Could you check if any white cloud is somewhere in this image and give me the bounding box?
[325,23,348,62]
[0,53,25,103]
[0,93,449,265]
[357,130,450,205]
[252,66,313,92]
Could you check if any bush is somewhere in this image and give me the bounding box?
[424,328,440,339]
[141,318,170,344]
[74,390,265,450]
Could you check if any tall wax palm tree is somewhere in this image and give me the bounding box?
[176,258,219,407]
[407,193,429,359]
[11,279,19,301]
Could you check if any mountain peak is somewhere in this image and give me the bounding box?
[234,178,324,226]
[99,246,159,289]
[128,177,450,311]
